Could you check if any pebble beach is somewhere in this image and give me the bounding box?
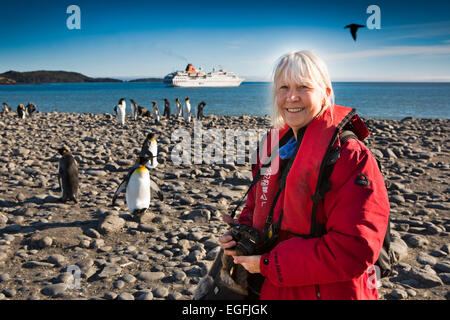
[0,111,449,300]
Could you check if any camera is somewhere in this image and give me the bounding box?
[230,224,264,256]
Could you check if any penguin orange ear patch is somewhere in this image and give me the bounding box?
[355,174,370,187]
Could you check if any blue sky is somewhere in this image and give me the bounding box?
[0,0,449,81]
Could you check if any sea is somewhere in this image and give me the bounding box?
[1,82,449,120]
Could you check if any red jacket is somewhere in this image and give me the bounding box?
[237,105,390,300]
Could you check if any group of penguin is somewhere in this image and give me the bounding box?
[1,102,37,119]
[57,132,163,221]
[113,97,206,125]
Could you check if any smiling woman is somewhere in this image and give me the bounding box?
[219,50,391,300]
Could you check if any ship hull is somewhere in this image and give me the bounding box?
[165,79,243,87]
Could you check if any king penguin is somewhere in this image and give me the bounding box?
[130,99,139,121]
[183,97,191,123]
[57,147,79,203]
[141,132,158,169]
[115,98,126,125]
[111,155,164,218]
[17,104,26,119]
[2,102,11,114]
[151,101,161,124]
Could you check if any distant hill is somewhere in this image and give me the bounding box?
[128,78,163,83]
[0,70,123,84]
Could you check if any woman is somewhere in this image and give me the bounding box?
[219,51,390,300]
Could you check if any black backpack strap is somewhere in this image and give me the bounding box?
[310,109,356,237]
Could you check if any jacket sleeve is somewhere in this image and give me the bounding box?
[260,139,390,286]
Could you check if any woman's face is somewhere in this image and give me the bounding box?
[276,78,326,132]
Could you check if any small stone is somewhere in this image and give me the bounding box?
[98,215,125,234]
[408,266,443,287]
[136,292,153,300]
[41,283,67,298]
[121,274,136,284]
[2,289,16,298]
[39,236,53,248]
[0,273,10,282]
[153,287,169,298]
[98,263,122,279]
[434,260,450,273]
[114,280,125,289]
[47,254,67,267]
[417,253,437,266]
[390,289,408,300]
[136,272,165,282]
[403,234,429,248]
[439,273,450,285]
[117,292,135,300]
[103,292,118,300]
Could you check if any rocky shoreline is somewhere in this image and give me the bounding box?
[0,111,449,300]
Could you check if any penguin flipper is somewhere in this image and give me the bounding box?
[112,166,136,205]
[150,178,164,201]
[112,180,127,205]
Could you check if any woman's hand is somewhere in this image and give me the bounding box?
[219,230,237,256]
[233,255,261,274]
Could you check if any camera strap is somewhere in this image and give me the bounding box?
[263,127,304,234]
[230,129,293,220]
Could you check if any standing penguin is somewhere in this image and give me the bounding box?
[163,99,171,118]
[1,102,11,114]
[130,99,139,121]
[115,98,126,125]
[151,101,161,124]
[197,101,206,120]
[111,155,163,218]
[25,102,37,117]
[183,97,191,123]
[17,104,26,119]
[141,132,158,169]
[175,98,182,117]
[57,147,79,203]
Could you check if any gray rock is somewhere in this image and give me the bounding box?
[389,289,408,300]
[390,236,408,262]
[403,234,429,248]
[417,253,437,266]
[2,289,16,298]
[98,263,122,279]
[114,280,125,289]
[22,261,55,268]
[0,273,10,282]
[136,272,165,282]
[117,292,135,300]
[408,266,443,287]
[98,215,125,234]
[434,260,450,273]
[39,236,53,248]
[173,270,187,282]
[153,287,169,298]
[41,283,67,298]
[439,273,450,285]
[136,292,153,300]
[103,292,118,300]
[47,254,67,267]
[441,244,450,254]
[121,274,137,284]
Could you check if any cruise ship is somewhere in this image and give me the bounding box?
[163,64,244,87]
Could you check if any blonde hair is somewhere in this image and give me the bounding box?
[271,51,335,129]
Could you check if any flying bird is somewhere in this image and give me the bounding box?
[345,24,365,41]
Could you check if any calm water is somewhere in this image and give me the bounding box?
[1,82,449,120]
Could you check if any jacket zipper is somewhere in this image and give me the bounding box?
[315,285,322,300]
